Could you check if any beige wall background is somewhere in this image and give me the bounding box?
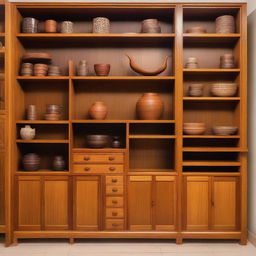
[9,0,256,242]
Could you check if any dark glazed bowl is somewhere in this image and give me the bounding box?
[86,135,110,148]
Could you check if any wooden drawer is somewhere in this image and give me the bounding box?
[73,164,124,173]
[106,197,124,208]
[105,219,124,230]
[106,186,124,196]
[106,176,124,185]
[106,208,124,218]
[73,153,124,164]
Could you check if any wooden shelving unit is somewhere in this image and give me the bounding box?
[3,1,247,246]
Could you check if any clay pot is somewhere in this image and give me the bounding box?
[52,156,65,171]
[212,126,238,136]
[44,20,57,33]
[136,93,164,120]
[20,125,36,140]
[183,123,206,135]
[22,153,40,171]
[211,83,238,97]
[94,64,110,76]
[112,136,121,148]
[27,105,37,120]
[88,101,108,120]
[93,17,110,33]
[86,135,110,148]
[60,21,74,33]
[77,60,89,76]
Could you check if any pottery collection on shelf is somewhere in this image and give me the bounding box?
[52,156,65,171]
[20,125,36,140]
[22,153,41,171]
[88,101,108,120]
[93,17,110,33]
[136,93,164,120]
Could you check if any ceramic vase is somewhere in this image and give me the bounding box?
[136,93,164,120]
[20,125,36,140]
[22,153,40,171]
[53,156,65,171]
[112,136,121,148]
[77,60,89,76]
[88,101,108,120]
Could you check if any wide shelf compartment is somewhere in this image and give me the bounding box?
[16,143,69,172]
[129,122,175,135]
[129,138,175,171]
[73,123,126,149]
[72,79,174,120]
[14,80,69,120]
[183,152,239,162]
[183,166,240,173]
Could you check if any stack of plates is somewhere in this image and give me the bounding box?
[185,57,199,69]
[22,17,38,33]
[142,19,161,33]
[216,15,235,33]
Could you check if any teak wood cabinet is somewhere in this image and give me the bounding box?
[0,1,248,245]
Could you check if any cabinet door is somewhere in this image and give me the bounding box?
[128,176,152,231]
[17,176,41,230]
[74,176,100,231]
[212,177,239,231]
[184,176,210,231]
[155,176,176,231]
[44,176,69,230]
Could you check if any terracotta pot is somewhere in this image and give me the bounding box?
[22,153,40,171]
[20,125,36,140]
[94,64,110,76]
[136,93,164,120]
[44,20,57,33]
[53,156,65,171]
[88,101,108,120]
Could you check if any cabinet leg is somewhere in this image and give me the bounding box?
[176,236,183,245]
[69,238,75,245]
[239,237,247,245]
[12,237,18,246]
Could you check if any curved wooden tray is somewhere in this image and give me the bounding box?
[22,52,52,62]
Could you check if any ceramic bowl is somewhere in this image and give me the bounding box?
[183,123,206,135]
[94,64,110,76]
[86,135,110,148]
[212,126,238,135]
[211,83,238,97]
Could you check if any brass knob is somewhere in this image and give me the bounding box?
[112,178,117,183]
[84,156,90,161]
[112,200,118,204]
[109,167,116,171]
[84,167,90,171]
[112,212,118,216]
[112,188,118,192]
[109,156,115,161]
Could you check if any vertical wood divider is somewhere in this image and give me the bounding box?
[174,4,183,244]
[239,4,247,245]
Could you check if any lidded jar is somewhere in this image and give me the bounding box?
[20,125,36,140]
[136,93,164,120]
[52,156,65,171]
[88,101,108,120]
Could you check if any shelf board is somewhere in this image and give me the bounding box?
[183,97,240,101]
[183,68,240,73]
[183,135,240,139]
[72,148,127,153]
[129,169,176,173]
[16,170,69,175]
[16,139,69,144]
[16,120,69,124]
[72,76,175,81]
[183,33,240,43]
[17,76,69,81]
[183,161,241,166]
[183,172,240,176]
[183,147,245,152]
[129,135,176,139]
[72,120,175,124]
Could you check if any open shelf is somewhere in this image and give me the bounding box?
[183,147,243,152]
[129,135,176,139]
[183,68,240,73]
[17,76,69,81]
[72,76,175,80]
[16,140,69,144]
[183,161,241,166]
[16,120,69,124]
[183,97,240,101]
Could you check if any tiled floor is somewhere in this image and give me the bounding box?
[0,238,256,256]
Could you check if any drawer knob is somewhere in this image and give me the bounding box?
[112,200,118,204]
[84,167,90,171]
[112,223,119,227]
[109,156,115,161]
[112,178,117,183]
[112,188,118,192]
[84,156,90,161]
[112,212,118,216]
[109,167,116,171]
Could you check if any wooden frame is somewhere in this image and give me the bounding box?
[1,1,247,246]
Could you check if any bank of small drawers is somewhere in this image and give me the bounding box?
[73,153,124,174]
[105,175,125,230]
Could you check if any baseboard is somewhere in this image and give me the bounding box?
[248,231,256,247]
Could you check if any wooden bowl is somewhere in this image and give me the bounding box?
[211,83,238,97]
[86,135,110,148]
[212,126,238,135]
